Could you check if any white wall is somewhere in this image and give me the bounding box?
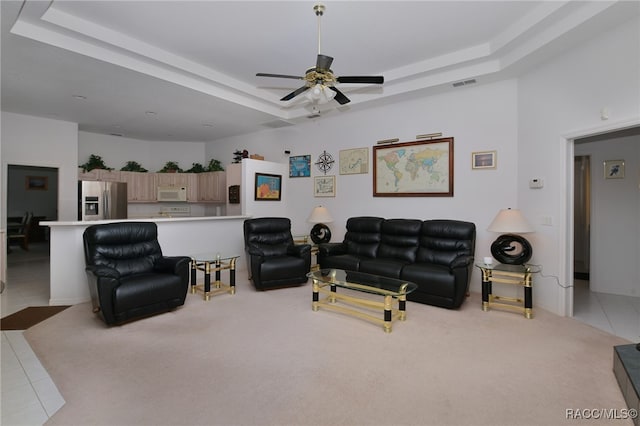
[1,111,78,224]
[78,131,209,173]
[206,79,520,295]
[518,17,640,313]
[575,134,640,297]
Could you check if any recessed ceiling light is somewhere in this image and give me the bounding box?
[202,123,214,127]
[72,95,86,100]
[145,111,157,116]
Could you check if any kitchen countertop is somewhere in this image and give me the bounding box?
[42,215,249,227]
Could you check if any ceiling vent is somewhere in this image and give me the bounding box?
[453,79,477,88]
[261,120,294,129]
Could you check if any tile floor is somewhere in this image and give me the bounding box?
[1,243,639,425]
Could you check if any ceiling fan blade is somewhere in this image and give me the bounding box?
[316,54,334,72]
[281,85,311,101]
[336,76,384,84]
[257,73,304,80]
[328,87,350,105]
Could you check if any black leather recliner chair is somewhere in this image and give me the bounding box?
[83,222,191,325]
[243,217,311,290]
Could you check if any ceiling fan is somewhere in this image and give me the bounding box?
[256,3,384,105]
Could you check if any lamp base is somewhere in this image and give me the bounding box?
[310,223,331,244]
[490,233,532,265]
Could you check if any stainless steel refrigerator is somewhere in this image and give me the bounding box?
[78,181,128,221]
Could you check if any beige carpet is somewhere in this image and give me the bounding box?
[24,278,632,426]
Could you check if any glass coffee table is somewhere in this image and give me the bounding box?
[190,253,239,301]
[307,269,417,333]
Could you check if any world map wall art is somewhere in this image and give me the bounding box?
[373,137,454,197]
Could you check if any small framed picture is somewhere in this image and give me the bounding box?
[254,173,282,201]
[289,155,311,177]
[26,176,48,190]
[314,176,335,197]
[604,160,625,179]
[471,151,496,169]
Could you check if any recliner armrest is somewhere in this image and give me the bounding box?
[288,243,311,258]
[154,256,191,275]
[86,265,121,279]
[318,243,346,257]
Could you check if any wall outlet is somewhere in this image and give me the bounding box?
[541,216,553,226]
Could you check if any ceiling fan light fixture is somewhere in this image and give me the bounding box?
[305,83,336,104]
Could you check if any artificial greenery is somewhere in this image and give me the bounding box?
[157,161,183,173]
[79,154,112,172]
[185,162,206,173]
[120,161,148,172]
[206,158,225,172]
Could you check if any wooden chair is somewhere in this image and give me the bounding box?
[7,212,33,251]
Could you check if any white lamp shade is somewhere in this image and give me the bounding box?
[307,206,333,223]
[487,208,534,233]
[305,84,336,104]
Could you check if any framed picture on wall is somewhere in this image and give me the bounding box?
[314,176,336,197]
[373,137,454,197]
[289,155,311,177]
[26,176,48,190]
[254,173,282,201]
[339,148,369,175]
[471,151,497,169]
[604,160,625,179]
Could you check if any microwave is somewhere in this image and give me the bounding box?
[157,186,187,202]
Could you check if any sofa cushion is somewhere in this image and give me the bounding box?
[377,219,422,262]
[401,263,456,299]
[344,216,384,258]
[359,258,407,278]
[320,254,362,272]
[415,220,476,267]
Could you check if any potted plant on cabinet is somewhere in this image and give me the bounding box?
[157,161,183,173]
[79,154,112,172]
[185,162,206,173]
[120,161,148,172]
[206,158,225,172]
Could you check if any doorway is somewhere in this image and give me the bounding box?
[3,165,58,313]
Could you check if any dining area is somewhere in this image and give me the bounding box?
[6,211,33,253]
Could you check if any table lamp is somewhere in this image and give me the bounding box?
[487,208,534,265]
[307,206,333,244]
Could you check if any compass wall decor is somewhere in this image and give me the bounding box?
[315,151,334,175]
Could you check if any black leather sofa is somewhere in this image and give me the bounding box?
[318,217,476,309]
[83,222,191,325]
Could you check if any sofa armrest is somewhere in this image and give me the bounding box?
[318,242,347,257]
[450,255,474,270]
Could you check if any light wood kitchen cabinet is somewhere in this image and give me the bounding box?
[155,172,189,187]
[120,171,157,202]
[197,171,226,202]
[78,168,122,182]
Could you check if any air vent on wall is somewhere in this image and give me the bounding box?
[452,79,477,88]
[261,120,294,129]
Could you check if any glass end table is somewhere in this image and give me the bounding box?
[474,262,541,319]
[190,253,240,301]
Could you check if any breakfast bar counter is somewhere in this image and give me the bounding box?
[42,216,250,306]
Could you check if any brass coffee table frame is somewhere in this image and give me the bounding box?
[307,269,416,333]
[190,255,238,301]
